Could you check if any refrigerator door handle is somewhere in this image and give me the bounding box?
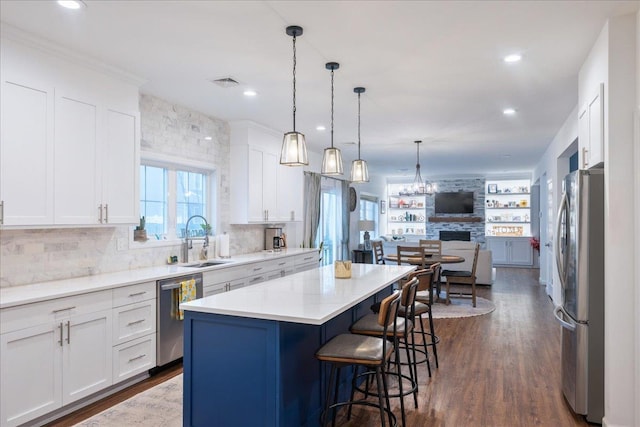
[553,305,576,331]
[555,192,569,298]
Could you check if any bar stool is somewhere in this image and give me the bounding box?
[399,269,434,379]
[415,263,441,369]
[315,292,401,427]
[350,277,419,427]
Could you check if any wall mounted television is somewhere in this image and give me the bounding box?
[434,191,474,214]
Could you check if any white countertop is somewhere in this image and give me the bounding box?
[180,263,415,325]
[0,248,317,309]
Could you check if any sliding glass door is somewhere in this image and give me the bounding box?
[315,177,344,265]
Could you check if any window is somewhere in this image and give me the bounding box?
[359,194,379,241]
[140,165,168,237]
[138,162,215,242]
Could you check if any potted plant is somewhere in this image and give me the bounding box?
[134,216,148,242]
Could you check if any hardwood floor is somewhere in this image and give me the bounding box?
[48,267,592,427]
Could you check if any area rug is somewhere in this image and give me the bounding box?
[74,374,182,426]
[430,296,496,319]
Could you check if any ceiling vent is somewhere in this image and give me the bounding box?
[210,77,240,88]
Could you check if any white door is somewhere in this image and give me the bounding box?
[102,108,139,224]
[0,323,62,427]
[0,79,54,226]
[54,93,99,225]
[546,178,555,297]
[63,310,112,405]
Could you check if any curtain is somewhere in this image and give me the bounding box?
[303,172,321,248]
[340,180,350,260]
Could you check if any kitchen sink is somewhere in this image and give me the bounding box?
[184,260,230,268]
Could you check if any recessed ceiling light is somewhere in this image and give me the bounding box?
[204,136,213,141]
[503,108,517,116]
[57,0,86,10]
[504,54,522,63]
[316,125,326,131]
[243,90,257,97]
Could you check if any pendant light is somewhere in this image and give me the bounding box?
[412,140,436,194]
[280,25,309,166]
[321,62,344,175]
[350,87,369,183]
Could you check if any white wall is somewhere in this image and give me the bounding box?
[533,13,639,427]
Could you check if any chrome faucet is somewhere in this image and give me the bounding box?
[182,215,209,263]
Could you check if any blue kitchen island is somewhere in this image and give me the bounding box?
[180,263,414,427]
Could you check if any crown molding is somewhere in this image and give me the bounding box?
[1,22,147,87]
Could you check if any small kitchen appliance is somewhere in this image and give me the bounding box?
[265,227,284,251]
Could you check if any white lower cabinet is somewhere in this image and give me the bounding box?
[112,334,156,383]
[0,308,112,427]
[203,266,248,296]
[0,323,61,427]
[487,237,533,266]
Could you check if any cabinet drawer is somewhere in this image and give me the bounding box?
[112,281,156,308]
[112,301,156,346]
[202,266,246,287]
[294,253,319,266]
[1,290,111,334]
[112,334,156,383]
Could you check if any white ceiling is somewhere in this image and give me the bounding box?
[1,0,638,180]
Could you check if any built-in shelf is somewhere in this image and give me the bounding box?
[428,216,483,223]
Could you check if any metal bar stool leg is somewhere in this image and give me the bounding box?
[427,308,439,368]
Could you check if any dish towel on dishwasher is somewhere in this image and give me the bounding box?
[175,279,197,320]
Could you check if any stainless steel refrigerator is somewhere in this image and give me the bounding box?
[554,169,604,423]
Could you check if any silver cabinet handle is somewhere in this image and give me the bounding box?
[278,262,286,266]
[0,200,4,224]
[66,321,71,344]
[104,204,109,223]
[127,319,146,326]
[58,322,64,346]
[128,291,147,297]
[582,147,589,169]
[253,267,263,272]
[52,306,76,314]
[98,204,103,223]
[128,354,146,362]
[249,276,264,283]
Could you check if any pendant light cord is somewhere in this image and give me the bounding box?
[357,92,362,160]
[330,68,334,148]
[292,33,297,132]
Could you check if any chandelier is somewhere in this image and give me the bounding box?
[412,140,436,195]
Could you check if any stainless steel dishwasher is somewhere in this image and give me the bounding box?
[157,272,203,367]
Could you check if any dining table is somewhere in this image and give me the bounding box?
[383,253,465,302]
[383,253,465,266]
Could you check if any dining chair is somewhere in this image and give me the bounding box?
[443,243,480,307]
[396,245,427,269]
[371,240,385,265]
[419,239,441,256]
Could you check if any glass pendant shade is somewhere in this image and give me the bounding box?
[281,131,308,166]
[280,25,309,166]
[350,159,369,183]
[321,147,344,175]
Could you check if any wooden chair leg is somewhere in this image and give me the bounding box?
[445,278,451,305]
[472,281,476,307]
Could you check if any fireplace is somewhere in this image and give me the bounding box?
[439,231,471,241]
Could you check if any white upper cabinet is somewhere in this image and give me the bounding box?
[0,78,54,226]
[54,92,100,225]
[230,121,302,224]
[0,36,140,227]
[578,83,604,169]
[101,109,140,224]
